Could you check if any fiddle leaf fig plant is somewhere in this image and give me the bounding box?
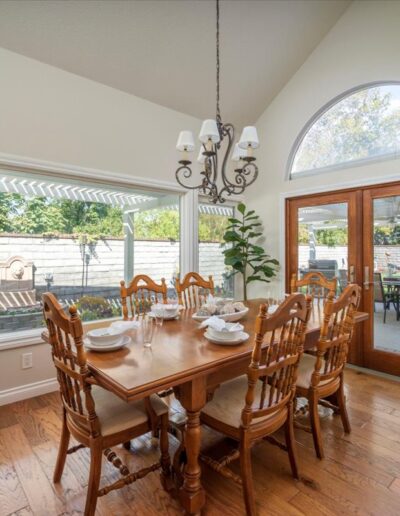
[222,203,279,301]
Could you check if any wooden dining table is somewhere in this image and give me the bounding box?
[85,299,368,515]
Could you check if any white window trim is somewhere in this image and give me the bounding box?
[0,153,189,350]
[287,80,400,180]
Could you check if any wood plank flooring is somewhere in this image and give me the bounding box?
[0,368,399,515]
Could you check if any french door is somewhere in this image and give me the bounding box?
[286,182,400,375]
[362,184,400,374]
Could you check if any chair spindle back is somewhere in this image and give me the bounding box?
[311,284,361,387]
[175,272,214,309]
[242,294,312,427]
[120,275,167,318]
[291,271,337,306]
[42,292,101,437]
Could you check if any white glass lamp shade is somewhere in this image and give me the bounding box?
[197,148,206,164]
[199,119,220,144]
[238,126,259,149]
[231,143,247,162]
[176,131,195,152]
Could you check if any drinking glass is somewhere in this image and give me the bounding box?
[141,316,155,348]
[153,306,164,327]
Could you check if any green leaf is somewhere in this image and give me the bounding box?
[250,245,265,254]
[244,210,255,217]
[237,203,246,214]
[246,276,263,283]
[227,218,241,225]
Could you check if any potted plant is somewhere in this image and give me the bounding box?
[222,203,279,301]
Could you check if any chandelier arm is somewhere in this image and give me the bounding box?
[212,146,218,184]
[236,161,259,188]
[175,164,209,191]
[219,123,235,190]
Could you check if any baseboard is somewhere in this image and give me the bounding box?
[0,377,58,406]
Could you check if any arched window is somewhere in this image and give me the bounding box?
[288,82,400,179]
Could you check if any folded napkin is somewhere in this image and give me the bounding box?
[199,316,243,332]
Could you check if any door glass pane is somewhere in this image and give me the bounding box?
[373,196,400,352]
[297,202,348,291]
[198,203,234,298]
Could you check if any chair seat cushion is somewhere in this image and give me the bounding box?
[296,353,330,390]
[91,387,168,436]
[201,375,282,429]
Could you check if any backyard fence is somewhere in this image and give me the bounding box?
[0,234,228,292]
[299,244,400,271]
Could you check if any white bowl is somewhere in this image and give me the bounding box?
[192,307,249,323]
[87,327,125,346]
[207,323,244,341]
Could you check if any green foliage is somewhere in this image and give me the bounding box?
[134,209,179,241]
[75,296,118,321]
[222,203,279,300]
[295,87,400,172]
[374,225,400,245]
[0,193,228,242]
[298,223,348,246]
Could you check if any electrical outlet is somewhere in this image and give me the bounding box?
[21,352,33,369]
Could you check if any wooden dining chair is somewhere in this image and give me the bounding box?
[291,271,337,305]
[199,294,312,516]
[120,274,167,318]
[175,271,214,308]
[295,284,361,459]
[41,292,171,516]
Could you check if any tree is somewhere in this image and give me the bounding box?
[0,193,24,232]
[294,87,400,172]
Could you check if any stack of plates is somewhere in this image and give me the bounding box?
[85,327,131,352]
[204,330,249,346]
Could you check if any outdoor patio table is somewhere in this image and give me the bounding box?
[83,299,368,515]
[383,278,400,320]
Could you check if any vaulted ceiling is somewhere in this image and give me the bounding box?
[0,0,350,128]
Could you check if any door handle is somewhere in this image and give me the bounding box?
[349,265,355,283]
[363,266,370,290]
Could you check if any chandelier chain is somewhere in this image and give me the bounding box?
[216,0,221,125]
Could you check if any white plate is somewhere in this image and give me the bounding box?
[84,335,131,352]
[204,330,249,345]
[148,311,180,320]
[192,307,249,322]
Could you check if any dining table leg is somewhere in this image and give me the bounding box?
[177,376,207,515]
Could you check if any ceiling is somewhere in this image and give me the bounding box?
[0,0,350,128]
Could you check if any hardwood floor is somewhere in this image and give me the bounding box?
[0,368,400,515]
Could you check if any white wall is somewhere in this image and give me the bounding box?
[0,46,202,402]
[0,47,200,182]
[245,0,400,298]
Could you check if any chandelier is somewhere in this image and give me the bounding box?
[174,0,259,204]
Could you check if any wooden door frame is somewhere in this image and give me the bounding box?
[362,183,400,374]
[285,180,400,370]
[285,189,363,365]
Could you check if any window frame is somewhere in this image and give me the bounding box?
[0,164,188,350]
[287,81,400,180]
[197,196,237,298]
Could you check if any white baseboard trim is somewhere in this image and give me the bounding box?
[0,377,58,406]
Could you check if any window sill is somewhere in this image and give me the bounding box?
[0,317,120,351]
